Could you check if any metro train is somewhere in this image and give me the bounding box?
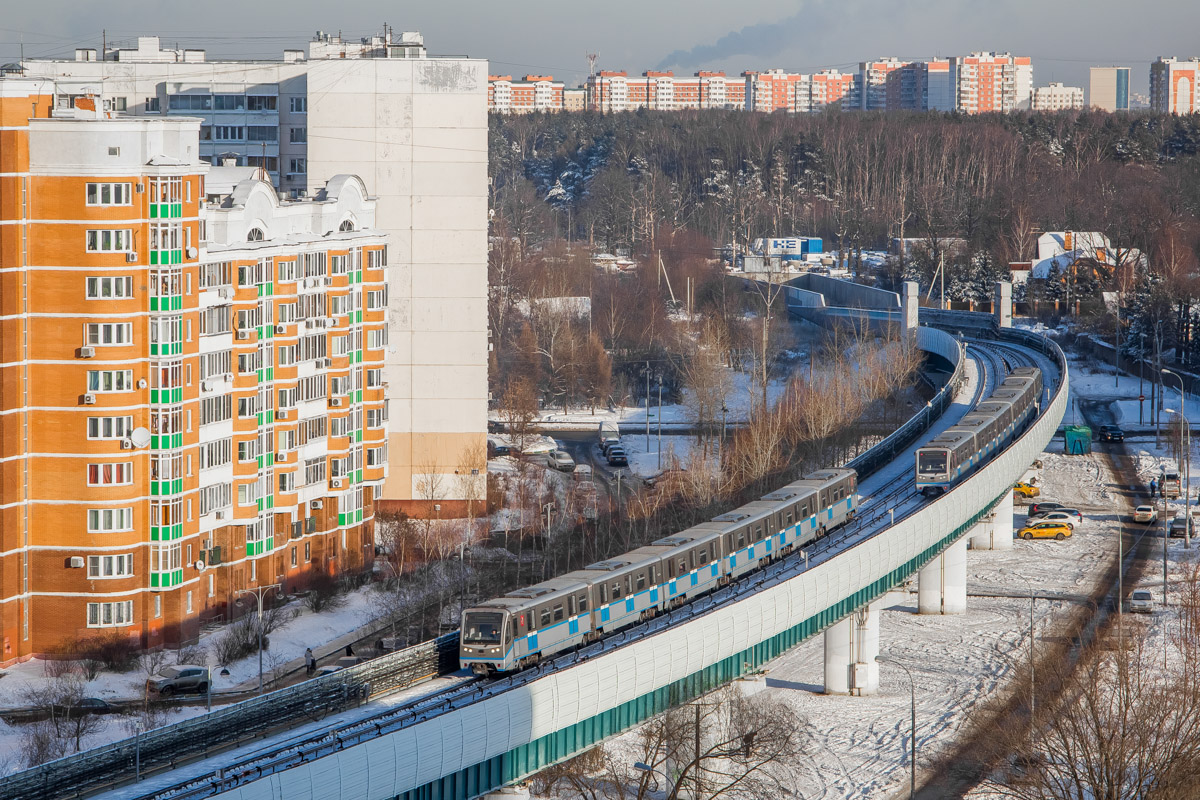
[915,366,1042,496]
[460,468,858,676]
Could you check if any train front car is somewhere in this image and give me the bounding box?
[460,605,512,676]
[915,446,953,496]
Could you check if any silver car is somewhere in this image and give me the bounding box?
[1128,589,1154,613]
[1038,511,1080,529]
[146,665,210,696]
[547,450,576,472]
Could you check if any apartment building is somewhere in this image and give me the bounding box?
[488,74,565,114]
[745,69,810,113]
[563,88,586,111]
[586,70,745,112]
[1150,57,1200,114]
[23,31,489,517]
[811,69,860,112]
[859,58,905,111]
[0,77,387,662]
[1032,82,1084,112]
[949,52,1033,113]
[1089,66,1130,111]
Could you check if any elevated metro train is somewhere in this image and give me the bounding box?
[460,469,858,675]
[915,366,1042,496]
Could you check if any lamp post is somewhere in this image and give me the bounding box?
[633,761,673,798]
[1162,369,1190,548]
[236,583,280,695]
[876,655,916,800]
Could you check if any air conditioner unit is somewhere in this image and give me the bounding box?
[305,319,316,329]
[78,346,95,359]
[320,358,331,368]
[325,317,337,327]
[120,439,133,449]
[330,397,343,407]
[310,500,323,510]
[223,373,234,382]
[274,325,286,334]
[69,556,85,569]
[218,287,234,299]
[277,409,289,419]
[125,252,138,262]
[236,329,249,340]
[214,510,225,520]
[135,183,145,194]
[186,246,198,259]
[201,380,213,392]
[275,452,285,461]
[82,393,96,405]
[331,478,344,489]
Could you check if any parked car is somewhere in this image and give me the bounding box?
[316,656,362,676]
[1038,511,1080,529]
[1028,501,1067,518]
[1098,425,1125,442]
[1170,515,1192,538]
[51,697,115,719]
[486,438,511,459]
[597,422,620,453]
[572,464,593,482]
[1013,481,1041,499]
[606,446,629,467]
[1132,506,1158,524]
[1129,589,1155,613]
[1017,520,1073,540]
[546,450,576,472]
[146,665,210,696]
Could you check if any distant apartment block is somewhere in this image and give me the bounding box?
[22,31,489,516]
[0,77,388,661]
[1150,57,1200,114]
[859,58,905,111]
[745,68,858,113]
[487,74,564,113]
[586,70,746,112]
[1032,82,1084,112]
[1089,66,1130,111]
[950,52,1033,113]
[563,87,586,111]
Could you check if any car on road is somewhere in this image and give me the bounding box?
[606,446,629,467]
[146,665,210,696]
[546,450,576,472]
[1133,505,1158,524]
[486,439,511,459]
[1129,589,1155,613]
[1013,481,1041,499]
[1017,520,1073,540]
[51,698,116,718]
[1170,515,1192,538]
[1038,510,1081,529]
[1027,501,1067,518]
[316,656,363,676]
[572,464,593,482]
[1098,425,1125,442]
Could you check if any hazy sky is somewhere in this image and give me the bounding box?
[2,0,1196,95]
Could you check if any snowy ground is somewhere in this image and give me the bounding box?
[1064,352,1200,429]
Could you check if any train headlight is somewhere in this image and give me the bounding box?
[490,647,500,654]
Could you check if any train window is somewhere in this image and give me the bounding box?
[636,574,646,592]
[600,584,608,603]
[918,451,947,475]
[698,549,707,563]
[612,581,622,599]
[540,608,551,627]
[736,532,745,548]
[802,505,809,517]
[678,558,687,574]
[785,513,793,526]
[510,619,517,640]
[553,605,564,622]
[578,595,588,612]
[753,526,762,540]
[568,596,576,615]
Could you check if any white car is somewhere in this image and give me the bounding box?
[1128,589,1154,614]
[1038,511,1080,529]
[1132,506,1158,524]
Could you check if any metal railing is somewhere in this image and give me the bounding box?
[0,633,458,800]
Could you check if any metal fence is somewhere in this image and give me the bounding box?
[0,633,458,800]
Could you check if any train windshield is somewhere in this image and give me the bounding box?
[462,612,505,645]
[917,451,948,476]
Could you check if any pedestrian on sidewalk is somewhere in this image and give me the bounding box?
[345,643,354,658]
[1151,477,1158,496]
[305,647,315,676]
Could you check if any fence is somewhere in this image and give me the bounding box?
[0,633,459,800]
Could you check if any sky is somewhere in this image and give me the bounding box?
[1,0,1197,96]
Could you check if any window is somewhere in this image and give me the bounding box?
[87,416,134,440]
[330,255,348,275]
[246,95,277,111]
[200,395,232,426]
[199,306,232,336]
[290,96,307,113]
[199,261,232,289]
[237,482,260,506]
[367,407,388,428]
[288,158,306,175]
[87,601,133,628]
[248,126,277,142]
[277,345,297,367]
[150,543,181,573]
[87,370,133,393]
[85,229,133,252]
[87,462,132,486]
[85,323,132,346]
[213,125,243,141]
[367,328,388,349]
[367,445,387,466]
[86,276,134,299]
[246,228,265,243]
[146,97,160,112]
[87,554,133,578]
[277,260,297,282]
[170,94,211,110]
[199,350,232,380]
[199,483,231,515]
[87,508,133,532]
[199,438,232,469]
[186,592,193,613]
[288,126,307,143]
[86,183,132,206]
[366,369,383,388]
[213,94,245,111]
[304,457,327,486]
[279,472,296,493]
[237,397,258,418]
[366,289,387,310]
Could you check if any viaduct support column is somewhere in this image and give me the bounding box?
[970,494,1014,550]
[994,281,1013,328]
[824,601,881,695]
[902,280,919,338]
[918,538,968,614]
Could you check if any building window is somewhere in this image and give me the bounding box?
[247,126,277,142]
[291,546,297,567]
[87,462,133,486]
[290,96,307,113]
[154,595,162,618]
[87,416,134,439]
[170,94,211,111]
[87,369,133,393]
[186,591,193,613]
[237,440,258,462]
[86,276,134,299]
[277,260,297,282]
[246,228,265,242]
[208,574,215,597]
[87,507,133,532]
[288,158,306,175]
[289,127,307,143]
[366,407,388,428]
[87,554,133,578]
[213,125,244,141]
[150,543,182,573]
[279,472,295,493]
[87,601,134,628]
[146,97,161,112]
[246,95,277,111]
[237,482,259,506]
[213,94,245,111]
[305,541,311,561]
[86,183,132,206]
[85,229,133,252]
[85,322,132,346]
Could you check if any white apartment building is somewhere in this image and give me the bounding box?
[949,52,1033,113]
[1032,82,1084,112]
[22,30,487,516]
[1150,56,1200,114]
[859,58,905,111]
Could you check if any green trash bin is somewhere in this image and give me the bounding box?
[1064,425,1092,455]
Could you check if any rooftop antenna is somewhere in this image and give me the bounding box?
[587,52,598,77]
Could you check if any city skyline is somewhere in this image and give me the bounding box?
[1,0,1198,94]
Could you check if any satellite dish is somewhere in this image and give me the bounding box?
[129,427,152,448]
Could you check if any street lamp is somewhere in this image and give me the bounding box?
[876,655,917,800]
[1162,368,1191,548]
[236,583,280,694]
[633,761,673,797]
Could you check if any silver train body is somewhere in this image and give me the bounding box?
[460,469,858,675]
[915,366,1041,496]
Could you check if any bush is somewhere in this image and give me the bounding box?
[212,617,258,666]
[304,572,348,614]
[174,644,207,666]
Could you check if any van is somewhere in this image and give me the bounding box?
[597,421,620,452]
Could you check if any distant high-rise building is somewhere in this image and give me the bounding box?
[488,74,565,113]
[1089,66,1130,111]
[922,59,955,111]
[859,58,905,111]
[563,88,586,112]
[1150,57,1200,114]
[1033,82,1084,112]
[586,70,745,112]
[949,52,1033,113]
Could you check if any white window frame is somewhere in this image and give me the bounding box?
[87,370,133,393]
[85,183,132,206]
[85,229,133,253]
[87,507,134,532]
[87,600,134,628]
[87,416,134,440]
[85,322,132,346]
[87,553,134,579]
[87,462,133,486]
[86,276,134,300]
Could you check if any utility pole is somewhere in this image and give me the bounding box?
[657,379,663,471]
[645,362,651,451]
